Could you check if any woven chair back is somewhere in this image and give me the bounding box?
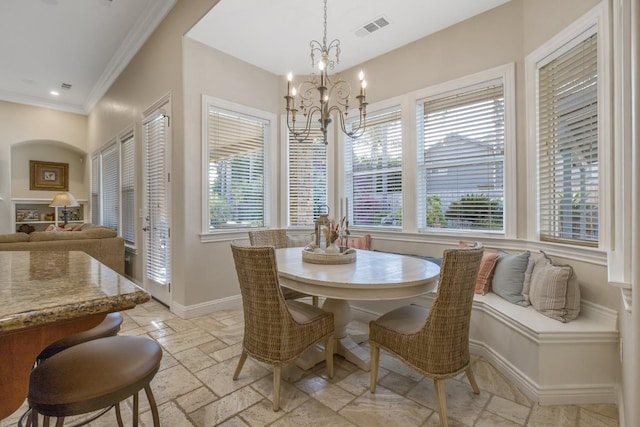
[230,242,298,362]
[421,245,484,375]
[248,229,287,249]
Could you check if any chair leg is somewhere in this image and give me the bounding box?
[434,379,448,427]
[115,402,124,427]
[145,383,161,427]
[133,391,139,427]
[312,296,319,307]
[273,366,281,411]
[370,343,380,393]
[465,367,480,394]
[54,418,63,427]
[325,335,334,378]
[233,351,248,380]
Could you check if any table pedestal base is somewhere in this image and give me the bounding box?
[295,298,371,372]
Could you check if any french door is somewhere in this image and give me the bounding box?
[142,101,171,305]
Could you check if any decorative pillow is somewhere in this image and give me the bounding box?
[529,252,580,322]
[491,251,530,306]
[458,241,498,295]
[474,252,500,295]
[44,224,68,232]
[521,252,542,304]
[348,234,371,250]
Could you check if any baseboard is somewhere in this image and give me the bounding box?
[172,295,242,319]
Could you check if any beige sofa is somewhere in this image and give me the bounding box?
[0,224,125,274]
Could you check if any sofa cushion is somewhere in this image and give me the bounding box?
[0,232,30,243]
[491,251,530,306]
[529,252,580,322]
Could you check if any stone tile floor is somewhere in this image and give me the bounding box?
[2,300,619,427]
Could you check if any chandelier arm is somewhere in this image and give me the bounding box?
[287,106,322,143]
[336,106,367,140]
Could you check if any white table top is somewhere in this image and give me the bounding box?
[275,247,440,300]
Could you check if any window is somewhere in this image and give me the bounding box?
[345,108,403,227]
[120,134,135,245]
[287,127,327,227]
[417,81,505,232]
[101,143,119,230]
[90,131,136,246]
[205,97,273,232]
[535,32,599,247]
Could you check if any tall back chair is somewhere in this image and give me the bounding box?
[230,242,334,411]
[248,229,317,306]
[369,245,484,427]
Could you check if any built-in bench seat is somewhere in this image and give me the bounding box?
[414,290,619,405]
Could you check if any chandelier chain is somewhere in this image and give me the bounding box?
[322,0,328,48]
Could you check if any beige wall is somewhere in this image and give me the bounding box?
[181,38,281,306]
[0,101,88,234]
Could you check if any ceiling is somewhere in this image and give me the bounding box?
[0,0,175,115]
[187,0,510,75]
[0,0,509,115]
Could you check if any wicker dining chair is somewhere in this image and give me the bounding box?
[369,244,484,427]
[248,229,318,307]
[230,242,334,411]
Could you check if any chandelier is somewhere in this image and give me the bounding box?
[284,0,368,145]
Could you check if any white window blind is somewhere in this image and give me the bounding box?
[417,82,505,231]
[121,134,135,245]
[101,143,119,230]
[288,127,327,227]
[144,114,171,285]
[91,155,100,225]
[345,109,402,227]
[207,107,266,231]
[537,33,598,246]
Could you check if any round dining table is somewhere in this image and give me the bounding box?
[275,247,440,371]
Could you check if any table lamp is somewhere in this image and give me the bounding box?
[49,192,79,226]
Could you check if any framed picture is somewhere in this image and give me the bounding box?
[30,160,69,191]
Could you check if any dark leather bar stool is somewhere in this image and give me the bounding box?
[37,312,124,362]
[20,335,162,427]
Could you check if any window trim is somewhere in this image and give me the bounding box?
[525,3,610,250]
[201,95,277,235]
[412,63,516,238]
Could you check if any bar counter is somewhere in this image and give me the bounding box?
[0,251,150,420]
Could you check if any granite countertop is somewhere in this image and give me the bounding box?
[0,251,150,333]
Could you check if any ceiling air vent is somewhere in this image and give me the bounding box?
[60,83,72,90]
[354,16,391,37]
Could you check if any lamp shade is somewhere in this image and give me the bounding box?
[49,192,79,208]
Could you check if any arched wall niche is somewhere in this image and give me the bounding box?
[10,140,88,200]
